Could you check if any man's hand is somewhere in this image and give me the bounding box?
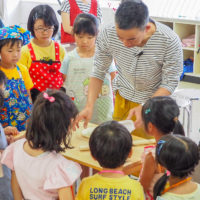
[127,104,143,129]
[73,106,94,130]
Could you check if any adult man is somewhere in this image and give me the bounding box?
[77,0,183,138]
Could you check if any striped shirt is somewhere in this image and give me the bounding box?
[92,21,183,104]
[60,0,102,22]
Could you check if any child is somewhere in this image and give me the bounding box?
[60,13,116,124]
[60,0,102,44]
[139,96,185,199]
[0,70,13,200]
[1,90,82,200]
[154,135,200,200]
[18,4,66,102]
[0,25,33,131]
[76,120,145,200]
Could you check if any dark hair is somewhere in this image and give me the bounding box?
[0,70,7,86]
[26,90,78,153]
[73,13,99,36]
[142,96,185,136]
[89,121,132,168]
[27,4,59,37]
[115,0,149,30]
[153,135,200,199]
[0,70,6,109]
[0,38,22,52]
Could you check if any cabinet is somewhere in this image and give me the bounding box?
[152,17,200,82]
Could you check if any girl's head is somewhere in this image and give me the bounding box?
[142,96,185,136]
[89,121,132,169]
[0,25,30,67]
[73,13,99,51]
[27,5,59,39]
[153,135,200,198]
[26,90,78,153]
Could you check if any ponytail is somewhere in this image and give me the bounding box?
[173,120,185,136]
[153,173,169,200]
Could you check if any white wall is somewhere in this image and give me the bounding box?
[5,0,115,29]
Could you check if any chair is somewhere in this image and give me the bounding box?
[172,88,200,137]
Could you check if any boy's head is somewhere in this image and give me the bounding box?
[73,13,99,51]
[89,121,132,168]
[0,25,30,66]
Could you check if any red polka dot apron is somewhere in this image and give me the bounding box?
[61,0,97,44]
[28,42,63,92]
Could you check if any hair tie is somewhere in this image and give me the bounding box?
[157,140,166,155]
[145,108,151,114]
[43,92,55,102]
[166,170,171,177]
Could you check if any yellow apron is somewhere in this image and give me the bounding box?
[113,91,153,139]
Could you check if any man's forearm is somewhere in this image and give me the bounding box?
[86,77,103,107]
[152,87,171,97]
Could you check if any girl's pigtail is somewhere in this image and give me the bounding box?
[153,173,169,200]
[173,119,185,136]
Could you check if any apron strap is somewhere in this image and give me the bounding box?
[27,43,36,61]
[16,65,23,80]
[54,42,60,61]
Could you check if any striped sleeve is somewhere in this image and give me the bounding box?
[91,27,113,81]
[60,0,70,13]
[160,36,183,93]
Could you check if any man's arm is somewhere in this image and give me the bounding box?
[127,87,171,128]
[75,27,113,128]
[128,35,183,128]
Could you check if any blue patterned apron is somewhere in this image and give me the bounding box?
[0,66,32,131]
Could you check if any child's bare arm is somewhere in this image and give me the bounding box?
[110,71,116,82]
[61,12,73,34]
[11,171,23,200]
[139,152,157,192]
[58,186,74,200]
[62,74,67,82]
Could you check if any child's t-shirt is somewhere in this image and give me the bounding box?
[76,173,145,200]
[156,183,200,200]
[60,48,116,124]
[18,40,66,69]
[1,138,82,200]
[0,63,33,90]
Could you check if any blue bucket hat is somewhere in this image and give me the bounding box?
[0,25,30,45]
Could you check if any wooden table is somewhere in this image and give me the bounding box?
[62,122,154,176]
[14,123,154,176]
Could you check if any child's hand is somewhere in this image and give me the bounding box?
[6,135,15,144]
[4,126,19,136]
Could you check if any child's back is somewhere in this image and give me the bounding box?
[76,121,144,200]
[2,138,80,199]
[2,90,82,200]
[153,135,200,200]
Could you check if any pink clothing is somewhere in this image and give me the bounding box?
[1,138,82,200]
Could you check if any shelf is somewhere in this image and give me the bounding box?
[182,47,195,51]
